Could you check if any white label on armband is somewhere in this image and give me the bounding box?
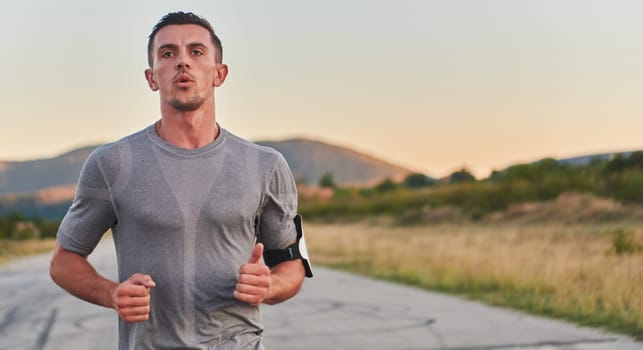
[299,234,310,261]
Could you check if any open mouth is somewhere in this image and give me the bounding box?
[175,74,194,84]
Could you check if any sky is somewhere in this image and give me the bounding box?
[1,0,642,178]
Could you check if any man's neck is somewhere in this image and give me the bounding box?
[155,109,219,149]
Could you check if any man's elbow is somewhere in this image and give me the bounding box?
[49,241,81,287]
[49,242,64,286]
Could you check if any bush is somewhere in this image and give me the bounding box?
[448,168,476,183]
[603,170,643,203]
[0,214,60,241]
[318,172,336,188]
[375,178,397,192]
[35,220,61,239]
[403,173,434,188]
[611,229,641,255]
[10,224,39,240]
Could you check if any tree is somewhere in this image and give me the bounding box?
[6,212,27,223]
[449,168,476,183]
[403,173,433,188]
[626,151,643,170]
[375,177,397,192]
[319,172,336,188]
[605,154,626,173]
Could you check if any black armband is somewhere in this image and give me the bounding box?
[263,215,313,278]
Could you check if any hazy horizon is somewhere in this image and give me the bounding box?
[2,0,642,178]
[1,135,640,181]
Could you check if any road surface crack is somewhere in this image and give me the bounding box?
[32,308,57,350]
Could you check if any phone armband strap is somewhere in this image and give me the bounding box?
[263,215,313,278]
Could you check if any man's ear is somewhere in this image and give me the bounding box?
[213,64,228,87]
[145,68,159,91]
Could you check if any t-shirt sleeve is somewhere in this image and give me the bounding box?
[257,153,298,250]
[57,150,117,256]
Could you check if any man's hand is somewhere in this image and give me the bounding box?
[234,243,271,306]
[112,273,156,323]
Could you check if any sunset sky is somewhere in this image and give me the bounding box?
[1,0,642,178]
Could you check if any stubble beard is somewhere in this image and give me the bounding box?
[169,95,205,112]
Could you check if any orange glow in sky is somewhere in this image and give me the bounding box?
[1,1,642,178]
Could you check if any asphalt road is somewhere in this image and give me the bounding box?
[1,238,641,350]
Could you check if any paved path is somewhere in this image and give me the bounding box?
[0,238,641,350]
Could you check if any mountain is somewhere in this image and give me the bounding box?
[257,138,413,185]
[0,146,96,196]
[557,151,635,167]
[0,138,414,198]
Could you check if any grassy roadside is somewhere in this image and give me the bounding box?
[305,221,643,340]
[2,221,641,339]
[0,239,56,265]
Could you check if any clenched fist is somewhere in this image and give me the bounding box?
[112,273,156,323]
[234,243,272,306]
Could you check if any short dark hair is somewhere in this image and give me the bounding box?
[147,11,223,67]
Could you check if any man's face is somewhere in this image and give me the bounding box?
[145,24,227,112]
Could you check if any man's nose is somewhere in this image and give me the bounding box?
[176,53,191,69]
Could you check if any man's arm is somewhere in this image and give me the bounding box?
[50,241,156,322]
[234,243,305,306]
[264,257,306,305]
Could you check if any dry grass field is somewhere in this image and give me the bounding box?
[305,220,643,339]
[2,205,641,339]
[0,239,55,265]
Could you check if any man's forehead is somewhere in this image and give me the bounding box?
[153,24,213,47]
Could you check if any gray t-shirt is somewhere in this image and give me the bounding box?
[57,124,298,349]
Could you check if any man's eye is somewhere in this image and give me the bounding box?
[161,52,174,58]
[192,50,204,56]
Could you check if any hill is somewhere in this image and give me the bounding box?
[256,138,413,186]
[557,151,634,167]
[0,146,95,196]
[0,138,413,197]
